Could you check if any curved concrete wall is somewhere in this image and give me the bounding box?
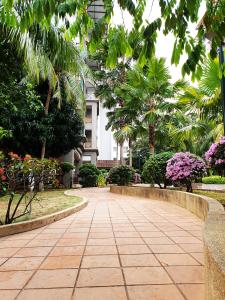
[110,185,225,300]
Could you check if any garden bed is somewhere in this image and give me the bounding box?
[193,190,225,207]
[0,190,82,224]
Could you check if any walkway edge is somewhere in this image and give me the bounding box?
[110,185,225,300]
[0,195,88,238]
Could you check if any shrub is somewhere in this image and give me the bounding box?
[60,162,74,174]
[202,176,225,184]
[79,163,100,187]
[0,151,59,224]
[109,165,134,186]
[205,136,225,175]
[142,152,174,188]
[166,152,206,192]
[97,174,106,187]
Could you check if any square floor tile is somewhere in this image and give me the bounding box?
[0,270,33,289]
[123,267,172,285]
[88,232,114,238]
[171,237,202,244]
[57,238,86,246]
[25,239,58,247]
[26,269,78,288]
[144,237,174,245]
[0,257,44,271]
[0,258,7,265]
[114,232,140,238]
[14,247,52,257]
[50,246,84,256]
[190,253,204,265]
[17,288,73,300]
[0,240,29,248]
[81,255,120,268]
[0,290,20,300]
[118,245,151,255]
[77,268,124,287]
[120,254,160,267]
[87,238,115,246]
[128,285,185,300]
[156,254,200,266]
[139,231,166,238]
[115,238,144,245]
[150,244,184,254]
[179,244,203,253]
[178,284,205,300]
[166,266,204,283]
[0,248,20,258]
[85,246,117,255]
[40,256,81,269]
[73,287,127,300]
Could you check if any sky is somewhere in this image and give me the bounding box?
[112,0,206,82]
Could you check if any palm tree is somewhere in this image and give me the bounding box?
[122,57,185,155]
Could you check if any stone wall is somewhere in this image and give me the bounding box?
[110,185,225,300]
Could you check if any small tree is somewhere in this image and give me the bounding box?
[205,136,225,176]
[0,152,59,225]
[79,164,100,188]
[166,152,206,192]
[142,152,174,188]
[109,165,134,186]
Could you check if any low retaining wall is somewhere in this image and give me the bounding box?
[0,198,88,238]
[110,185,225,300]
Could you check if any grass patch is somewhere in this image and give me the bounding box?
[0,190,81,224]
[193,190,225,206]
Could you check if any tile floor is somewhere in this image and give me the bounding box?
[0,188,204,300]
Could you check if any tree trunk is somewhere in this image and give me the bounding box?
[120,142,124,165]
[39,84,52,191]
[41,84,52,159]
[149,124,155,156]
[129,139,132,167]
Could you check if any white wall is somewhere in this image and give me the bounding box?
[97,102,129,160]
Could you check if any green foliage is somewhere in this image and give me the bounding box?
[142,152,174,188]
[60,162,74,174]
[109,165,134,186]
[79,164,100,188]
[97,174,106,188]
[202,176,225,184]
[0,97,84,158]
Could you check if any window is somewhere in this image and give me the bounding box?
[85,106,92,123]
[85,130,92,148]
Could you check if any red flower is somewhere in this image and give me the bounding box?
[1,175,6,181]
[24,154,32,161]
[0,168,4,175]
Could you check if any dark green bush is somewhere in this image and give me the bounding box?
[142,152,174,188]
[60,162,74,173]
[109,165,134,186]
[202,176,225,184]
[79,163,100,187]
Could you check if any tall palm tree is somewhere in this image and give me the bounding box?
[122,57,185,155]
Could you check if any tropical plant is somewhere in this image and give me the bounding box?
[120,57,185,155]
[166,152,206,192]
[79,163,100,187]
[108,165,134,186]
[0,152,59,225]
[142,152,174,188]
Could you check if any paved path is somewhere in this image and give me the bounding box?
[0,188,204,300]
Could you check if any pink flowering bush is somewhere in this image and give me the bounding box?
[205,136,225,175]
[166,152,206,192]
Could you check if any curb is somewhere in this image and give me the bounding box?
[0,197,88,238]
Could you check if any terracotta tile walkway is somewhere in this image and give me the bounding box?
[0,188,204,300]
